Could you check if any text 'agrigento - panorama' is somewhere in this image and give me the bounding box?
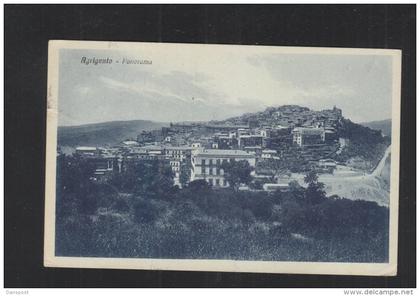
[80,57,152,65]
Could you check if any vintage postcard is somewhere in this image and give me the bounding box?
[44,40,401,275]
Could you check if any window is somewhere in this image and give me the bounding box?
[215,179,220,186]
[216,167,220,175]
[216,159,221,166]
[209,167,213,175]
[201,159,205,166]
[209,159,213,166]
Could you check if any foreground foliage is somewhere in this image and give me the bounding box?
[55,155,389,262]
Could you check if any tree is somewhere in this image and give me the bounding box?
[304,169,318,184]
[221,160,253,191]
[257,158,290,183]
[133,199,160,223]
[288,180,305,198]
[179,163,191,188]
[187,179,211,192]
[133,160,174,198]
[111,159,175,198]
[56,154,97,218]
[56,154,96,196]
[303,169,326,204]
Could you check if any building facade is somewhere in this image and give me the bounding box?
[292,127,326,147]
[190,149,256,187]
[238,134,263,149]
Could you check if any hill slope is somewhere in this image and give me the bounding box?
[58,120,167,147]
[292,147,391,206]
[360,119,392,137]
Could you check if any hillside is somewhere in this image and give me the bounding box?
[334,119,390,169]
[360,119,392,137]
[323,149,391,207]
[214,105,342,129]
[216,105,389,170]
[58,120,167,147]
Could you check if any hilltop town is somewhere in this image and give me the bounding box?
[56,105,391,262]
[62,105,389,192]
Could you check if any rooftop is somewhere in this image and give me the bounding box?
[164,146,192,150]
[293,127,325,135]
[122,141,139,145]
[262,149,277,153]
[194,149,255,157]
[239,134,263,138]
[76,146,97,151]
[138,145,164,150]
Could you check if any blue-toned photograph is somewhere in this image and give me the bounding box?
[51,42,397,266]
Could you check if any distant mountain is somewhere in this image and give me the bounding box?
[58,120,167,147]
[360,119,391,137]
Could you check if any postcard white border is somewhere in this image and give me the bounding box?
[44,40,401,276]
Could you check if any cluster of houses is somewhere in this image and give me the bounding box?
[69,106,345,191]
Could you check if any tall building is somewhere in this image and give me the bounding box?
[292,127,325,147]
[190,149,256,187]
[164,146,191,161]
[163,146,192,186]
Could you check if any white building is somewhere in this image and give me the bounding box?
[75,146,98,157]
[169,159,182,186]
[164,146,191,161]
[262,183,289,192]
[122,140,139,146]
[190,149,256,187]
[164,146,191,186]
[237,128,250,137]
[261,149,278,159]
[138,145,164,155]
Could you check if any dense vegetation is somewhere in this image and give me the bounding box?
[55,155,389,263]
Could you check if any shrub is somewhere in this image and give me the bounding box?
[133,199,160,224]
[113,198,130,213]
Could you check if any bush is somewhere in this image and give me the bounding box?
[113,198,130,213]
[56,154,389,263]
[133,199,160,224]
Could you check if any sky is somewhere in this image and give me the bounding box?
[57,45,394,126]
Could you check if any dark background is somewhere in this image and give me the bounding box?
[4,4,416,288]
